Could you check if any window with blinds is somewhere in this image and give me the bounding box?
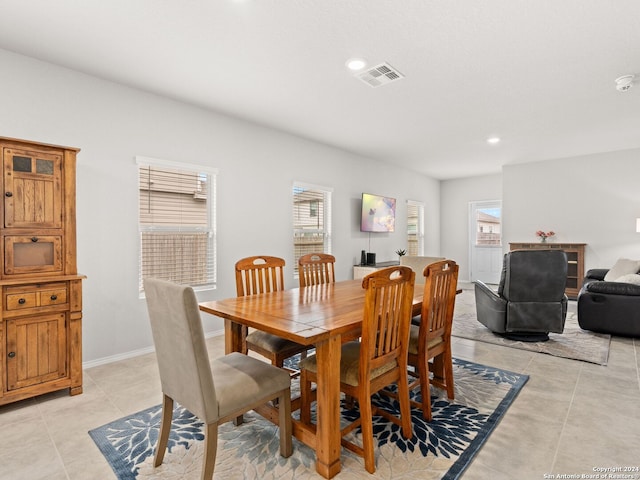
[407,200,424,256]
[138,158,216,294]
[292,183,332,275]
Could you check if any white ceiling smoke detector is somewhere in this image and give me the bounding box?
[615,75,635,92]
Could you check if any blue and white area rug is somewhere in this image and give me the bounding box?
[89,359,527,480]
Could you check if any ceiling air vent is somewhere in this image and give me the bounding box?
[356,63,404,88]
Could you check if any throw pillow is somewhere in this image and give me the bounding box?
[615,273,640,285]
[604,258,640,281]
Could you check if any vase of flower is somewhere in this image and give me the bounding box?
[536,230,555,243]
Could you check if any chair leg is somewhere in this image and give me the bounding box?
[201,422,218,480]
[154,394,174,467]
[443,348,455,400]
[300,369,312,425]
[418,355,433,421]
[359,391,376,474]
[431,354,444,384]
[278,388,293,457]
[432,349,455,400]
[396,370,413,439]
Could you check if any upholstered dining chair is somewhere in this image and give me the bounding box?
[143,278,293,480]
[298,253,336,287]
[235,256,308,370]
[299,266,415,474]
[408,259,459,421]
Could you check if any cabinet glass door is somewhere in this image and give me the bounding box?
[3,148,62,229]
[4,235,63,275]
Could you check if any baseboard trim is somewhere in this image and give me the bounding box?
[82,329,225,369]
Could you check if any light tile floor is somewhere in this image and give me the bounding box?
[1,297,639,480]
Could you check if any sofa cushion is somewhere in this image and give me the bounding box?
[615,273,640,285]
[604,258,640,281]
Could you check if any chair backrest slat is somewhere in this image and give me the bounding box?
[420,260,459,343]
[298,253,336,288]
[361,266,415,374]
[235,256,286,297]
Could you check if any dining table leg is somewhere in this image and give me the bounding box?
[313,334,342,479]
[225,319,248,426]
[224,319,246,354]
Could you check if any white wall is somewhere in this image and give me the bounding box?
[503,149,640,271]
[0,49,440,364]
[441,150,640,282]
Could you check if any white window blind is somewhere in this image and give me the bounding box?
[407,200,424,256]
[138,157,216,294]
[292,183,332,275]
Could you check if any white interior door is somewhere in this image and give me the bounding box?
[469,201,503,284]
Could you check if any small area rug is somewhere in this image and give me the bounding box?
[452,289,611,365]
[89,358,527,480]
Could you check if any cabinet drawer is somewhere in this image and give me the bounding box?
[4,283,68,311]
[6,292,37,310]
[39,288,67,306]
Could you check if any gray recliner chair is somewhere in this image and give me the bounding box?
[474,249,569,342]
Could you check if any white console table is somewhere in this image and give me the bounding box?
[353,261,400,279]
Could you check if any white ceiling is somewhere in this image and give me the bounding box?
[1,0,639,179]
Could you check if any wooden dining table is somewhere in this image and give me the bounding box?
[199,278,423,479]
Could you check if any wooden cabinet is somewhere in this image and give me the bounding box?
[509,242,586,300]
[3,147,63,229]
[0,137,84,406]
[6,312,67,391]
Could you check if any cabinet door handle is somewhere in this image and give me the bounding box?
[5,191,12,197]
[18,298,26,304]
[8,352,16,358]
[50,295,57,301]
[31,237,38,242]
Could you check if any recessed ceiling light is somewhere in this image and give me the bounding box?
[345,58,367,71]
[615,75,634,92]
[487,137,501,145]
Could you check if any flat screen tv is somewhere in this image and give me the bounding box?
[361,193,396,232]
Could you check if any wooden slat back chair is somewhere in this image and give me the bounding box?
[409,259,459,421]
[235,256,308,370]
[299,266,415,474]
[143,278,292,480]
[298,253,336,287]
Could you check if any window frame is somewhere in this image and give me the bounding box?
[136,155,217,296]
[292,181,333,276]
[407,200,425,256]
